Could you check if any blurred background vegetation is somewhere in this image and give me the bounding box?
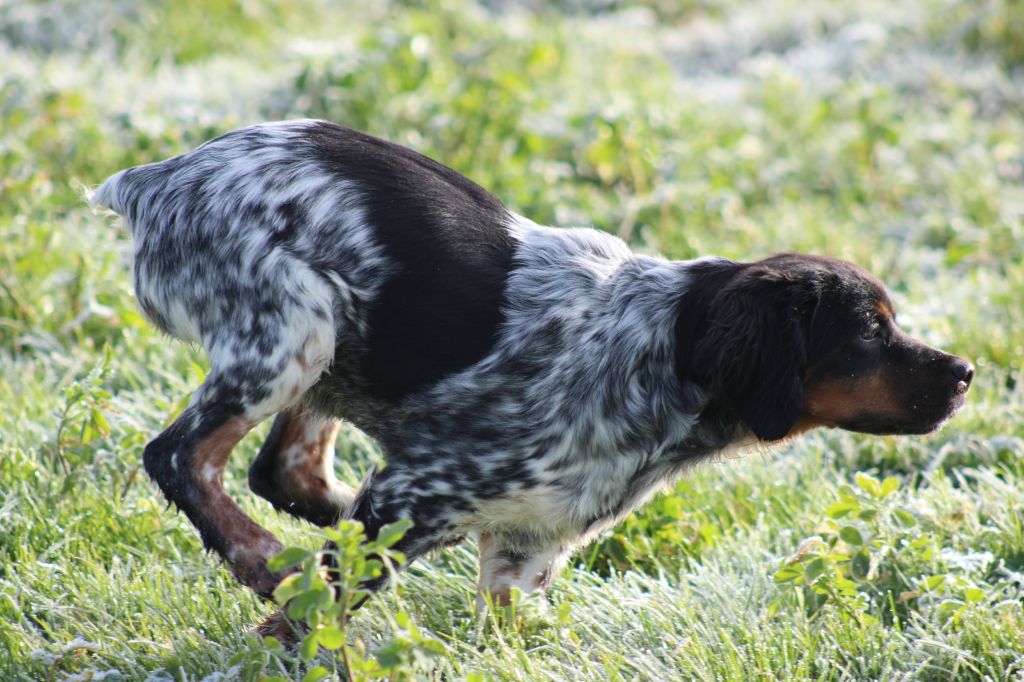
[1,0,1023,679]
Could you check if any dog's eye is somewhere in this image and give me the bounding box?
[861,314,891,342]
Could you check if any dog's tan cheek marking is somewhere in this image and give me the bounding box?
[875,300,895,321]
[192,417,286,594]
[804,371,903,425]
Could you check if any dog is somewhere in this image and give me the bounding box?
[91,119,973,621]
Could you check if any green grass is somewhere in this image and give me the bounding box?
[1,0,1023,679]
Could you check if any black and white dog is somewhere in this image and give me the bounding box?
[92,120,973,623]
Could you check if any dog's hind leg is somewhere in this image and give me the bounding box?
[254,464,463,643]
[248,405,355,527]
[143,292,335,598]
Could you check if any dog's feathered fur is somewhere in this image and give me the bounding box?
[91,120,972,613]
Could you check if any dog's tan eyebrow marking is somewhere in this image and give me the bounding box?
[875,300,895,321]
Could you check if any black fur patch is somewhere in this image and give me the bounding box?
[304,122,516,401]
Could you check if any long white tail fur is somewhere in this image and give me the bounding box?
[86,169,129,215]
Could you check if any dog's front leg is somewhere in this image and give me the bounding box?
[476,533,570,610]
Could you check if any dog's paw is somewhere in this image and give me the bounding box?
[227,537,294,599]
[252,609,306,649]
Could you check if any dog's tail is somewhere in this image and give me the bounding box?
[86,168,130,215]
[87,157,181,224]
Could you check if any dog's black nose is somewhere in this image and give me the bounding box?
[951,359,974,385]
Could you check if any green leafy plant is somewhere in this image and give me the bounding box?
[585,487,726,575]
[773,471,1012,632]
[773,473,935,623]
[50,347,114,473]
[247,519,445,681]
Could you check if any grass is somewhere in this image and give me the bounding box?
[1,0,1022,679]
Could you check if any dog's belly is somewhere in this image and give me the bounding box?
[451,450,685,554]
[463,486,579,539]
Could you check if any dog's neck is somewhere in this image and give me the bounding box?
[672,257,744,385]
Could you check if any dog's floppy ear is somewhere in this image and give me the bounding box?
[692,265,813,441]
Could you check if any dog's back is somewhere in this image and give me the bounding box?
[91,121,518,400]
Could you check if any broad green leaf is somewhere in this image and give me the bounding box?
[361,559,383,581]
[299,631,319,661]
[272,573,304,605]
[826,501,859,519]
[891,509,917,528]
[774,565,802,583]
[857,509,879,522]
[855,473,882,498]
[851,549,871,578]
[880,476,900,498]
[839,526,864,546]
[302,667,331,682]
[803,557,827,583]
[286,586,329,620]
[90,408,111,436]
[376,641,404,669]
[382,550,407,566]
[268,546,312,573]
[833,576,858,596]
[375,519,414,549]
[810,581,830,596]
[318,625,345,650]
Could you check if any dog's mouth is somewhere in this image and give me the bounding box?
[911,385,968,419]
[838,392,967,436]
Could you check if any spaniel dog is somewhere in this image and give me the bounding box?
[91,120,972,624]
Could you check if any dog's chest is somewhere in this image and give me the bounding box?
[311,221,715,540]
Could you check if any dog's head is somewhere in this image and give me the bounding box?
[684,254,973,442]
